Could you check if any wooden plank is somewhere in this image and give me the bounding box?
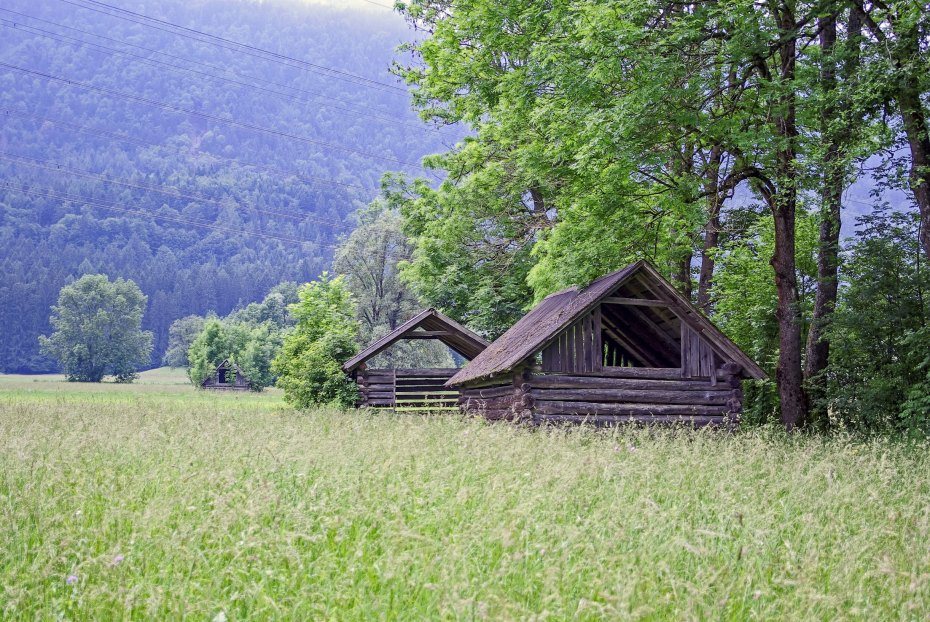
[592,305,603,371]
[534,400,727,416]
[370,368,460,378]
[602,297,669,307]
[528,388,731,405]
[394,381,456,388]
[402,330,454,338]
[579,314,590,373]
[533,413,723,427]
[460,385,518,399]
[680,323,689,378]
[689,327,700,377]
[565,322,576,373]
[541,341,554,371]
[527,375,718,391]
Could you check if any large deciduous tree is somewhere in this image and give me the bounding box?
[39,274,153,382]
[271,274,359,408]
[853,0,930,259]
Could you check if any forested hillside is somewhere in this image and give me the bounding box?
[0,0,448,372]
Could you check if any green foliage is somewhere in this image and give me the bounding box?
[334,201,456,368]
[711,210,819,423]
[272,274,359,408]
[0,0,448,372]
[387,171,537,339]
[825,210,930,435]
[163,315,208,368]
[226,283,300,329]
[187,318,280,391]
[4,381,930,618]
[38,274,153,382]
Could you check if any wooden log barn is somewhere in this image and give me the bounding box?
[201,359,251,391]
[342,308,490,410]
[446,261,767,427]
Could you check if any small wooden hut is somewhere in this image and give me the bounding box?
[447,261,766,427]
[343,308,490,410]
[201,359,251,391]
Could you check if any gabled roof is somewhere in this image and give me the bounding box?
[342,308,490,373]
[447,261,766,386]
[201,359,249,386]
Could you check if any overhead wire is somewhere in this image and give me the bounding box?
[0,152,357,230]
[3,182,416,260]
[0,1,433,253]
[57,0,408,94]
[0,10,453,138]
[1,108,375,193]
[0,61,428,171]
[2,182,324,246]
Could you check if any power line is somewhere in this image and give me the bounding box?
[0,152,356,230]
[0,10,452,138]
[57,0,408,94]
[2,182,324,246]
[357,0,398,9]
[1,108,374,193]
[0,61,427,171]
[2,182,416,260]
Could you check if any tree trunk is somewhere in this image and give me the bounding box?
[675,248,693,300]
[771,193,807,430]
[697,145,724,311]
[898,87,930,260]
[804,15,843,410]
[770,3,807,430]
[858,5,930,258]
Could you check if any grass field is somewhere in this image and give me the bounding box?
[1,373,929,620]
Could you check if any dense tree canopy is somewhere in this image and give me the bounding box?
[39,274,153,382]
[390,0,930,431]
[272,274,360,408]
[0,0,449,372]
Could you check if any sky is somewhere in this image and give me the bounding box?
[299,0,404,21]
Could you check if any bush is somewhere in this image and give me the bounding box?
[272,274,359,408]
[38,274,153,382]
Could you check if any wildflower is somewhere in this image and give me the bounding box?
[111,554,124,566]
[66,574,78,585]
[212,611,227,622]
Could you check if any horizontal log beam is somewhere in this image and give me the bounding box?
[602,297,669,307]
[459,385,518,399]
[403,330,454,338]
[552,367,683,380]
[528,375,719,391]
[366,368,460,377]
[460,396,518,409]
[533,414,725,427]
[534,400,728,416]
[528,388,731,405]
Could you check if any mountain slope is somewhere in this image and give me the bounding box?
[0,0,445,371]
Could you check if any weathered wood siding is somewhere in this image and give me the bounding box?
[540,308,602,373]
[680,324,718,379]
[458,366,743,427]
[356,368,459,410]
[202,367,250,391]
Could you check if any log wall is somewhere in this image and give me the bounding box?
[457,365,744,428]
[355,368,460,410]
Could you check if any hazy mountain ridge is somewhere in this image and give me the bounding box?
[0,0,443,372]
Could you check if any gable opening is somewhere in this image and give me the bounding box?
[538,276,722,378]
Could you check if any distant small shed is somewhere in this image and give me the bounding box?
[201,359,251,391]
[342,308,490,410]
[447,261,767,427]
